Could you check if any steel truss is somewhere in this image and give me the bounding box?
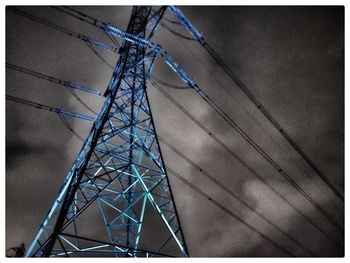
[25,6,188,257]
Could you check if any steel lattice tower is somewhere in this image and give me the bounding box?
[25,6,188,257]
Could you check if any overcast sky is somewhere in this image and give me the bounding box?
[6,6,344,257]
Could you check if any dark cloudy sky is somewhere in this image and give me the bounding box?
[6,6,344,257]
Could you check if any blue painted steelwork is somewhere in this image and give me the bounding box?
[163,53,196,86]
[56,108,95,122]
[66,82,103,96]
[25,6,188,258]
[168,6,202,40]
[101,16,198,89]
[105,23,151,48]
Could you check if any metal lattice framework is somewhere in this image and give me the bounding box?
[25,6,188,257]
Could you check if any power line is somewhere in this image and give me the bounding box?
[150,79,343,249]
[158,134,317,256]
[159,26,344,231]
[163,14,344,202]
[59,6,102,26]
[8,7,120,77]
[84,41,116,70]
[65,86,98,115]
[6,63,102,96]
[160,22,197,41]
[103,30,121,48]
[57,113,85,142]
[6,63,101,114]
[162,28,313,179]
[8,7,79,38]
[161,29,343,220]
[7,7,118,54]
[186,80,343,232]
[166,167,293,256]
[151,75,191,90]
[202,40,344,202]
[142,12,344,231]
[8,8,119,70]
[6,95,95,122]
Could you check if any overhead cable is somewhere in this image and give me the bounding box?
[158,134,316,256]
[154,69,344,232]
[151,75,191,90]
[7,7,118,53]
[6,95,95,122]
[160,22,196,41]
[57,113,85,141]
[150,79,343,249]
[166,167,294,256]
[167,5,344,202]
[6,63,103,96]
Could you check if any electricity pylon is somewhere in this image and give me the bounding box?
[25,6,188,257]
